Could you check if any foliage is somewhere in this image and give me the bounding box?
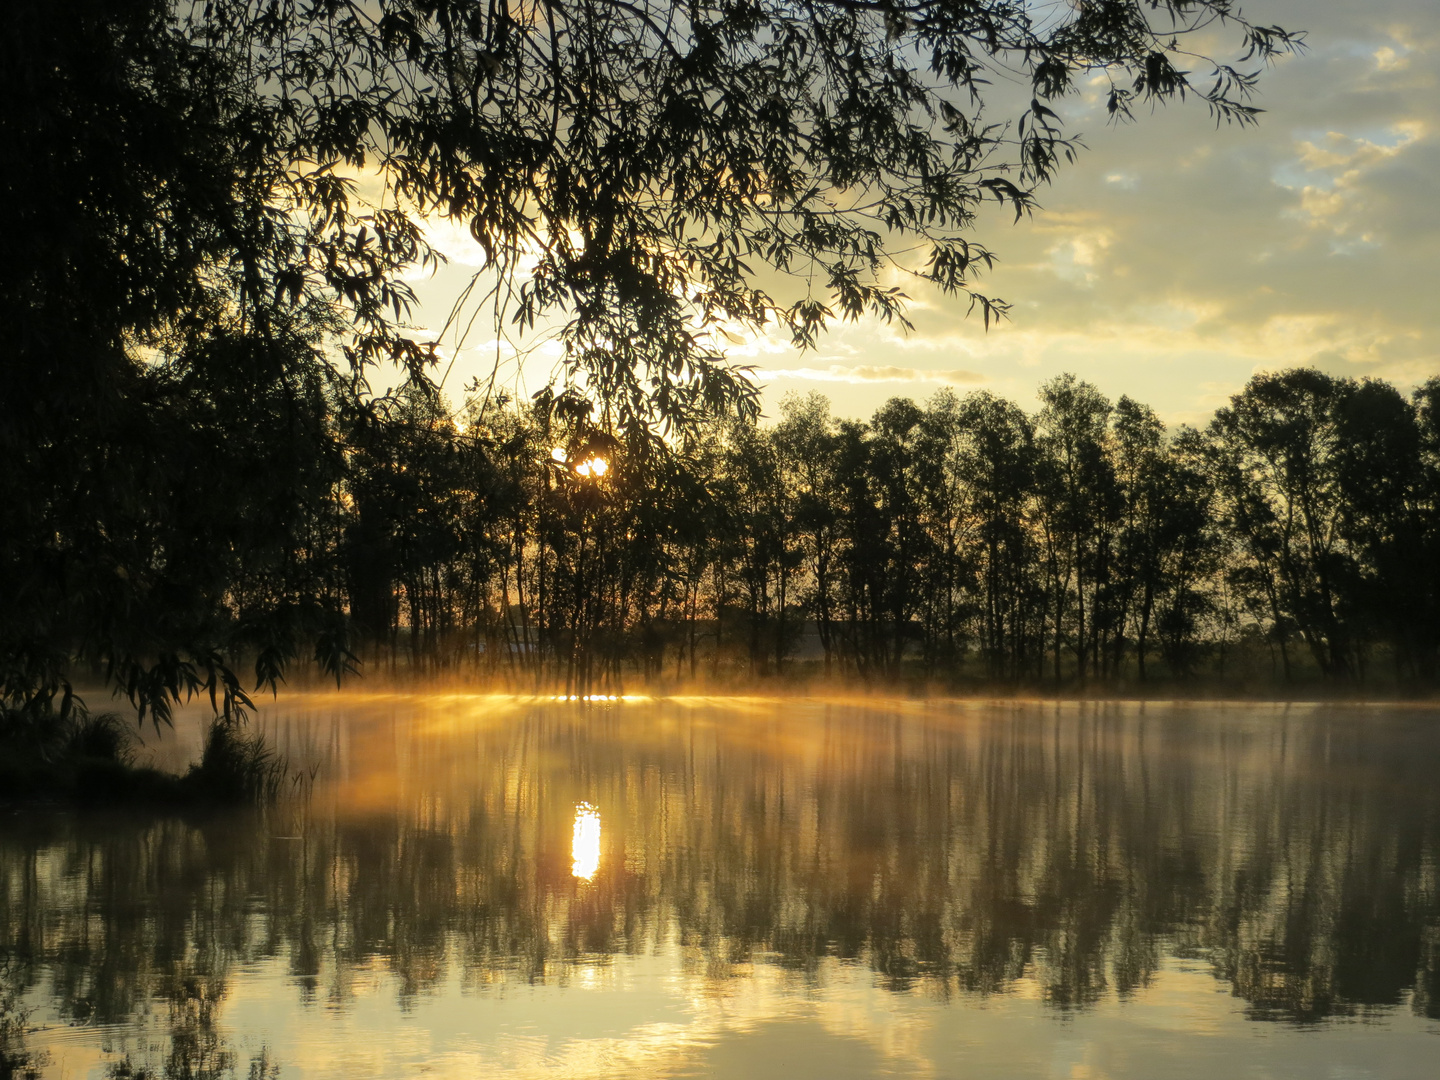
[4,0,1305,717]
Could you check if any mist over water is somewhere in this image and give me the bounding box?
[4,697,1440,1078]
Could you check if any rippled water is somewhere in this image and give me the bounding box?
[4,696,1440,1078]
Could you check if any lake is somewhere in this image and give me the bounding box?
[3,696,1439,1079]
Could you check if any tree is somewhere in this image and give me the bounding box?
[911,392,973,676]
[953,391,1041,683]
[724,422,796,675]
[1412,379,1440,680]
[3,0,416,722]
[1139,424,1219,680]
[1035,374,1117,685]
[1208,370,1357,680]
[774,393,845,674]
[1331,380,1436,682]
[1108,396,1166,679]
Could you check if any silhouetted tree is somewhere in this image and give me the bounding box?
[1209,371,1358,681]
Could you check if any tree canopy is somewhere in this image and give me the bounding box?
[9,0,1302,437]
[215,0,1303,435]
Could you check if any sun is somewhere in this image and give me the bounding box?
[551,448,609,478]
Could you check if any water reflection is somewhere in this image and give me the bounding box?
[571,803,601,882]
[2,698,1439,1077]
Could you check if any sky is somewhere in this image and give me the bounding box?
[405,0,1440,427]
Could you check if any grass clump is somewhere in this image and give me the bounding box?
[182,718,288,804]
[0,708,294,808]
[0,709,164,803]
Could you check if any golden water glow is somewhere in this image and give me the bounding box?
[546,693,644,702]
[571,802,601,881]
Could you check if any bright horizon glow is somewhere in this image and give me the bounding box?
[571,802,601,881]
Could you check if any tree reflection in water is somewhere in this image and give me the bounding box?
[2,699,1439,1074]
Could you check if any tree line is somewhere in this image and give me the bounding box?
[186,365,1440,694]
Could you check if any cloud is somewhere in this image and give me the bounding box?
[420,216,490,267]
[862,0,1440,409]
[754,364,985,385]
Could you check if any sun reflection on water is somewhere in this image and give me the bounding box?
[571,802,601,881]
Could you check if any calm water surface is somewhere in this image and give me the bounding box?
[4,696,1440,1079]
